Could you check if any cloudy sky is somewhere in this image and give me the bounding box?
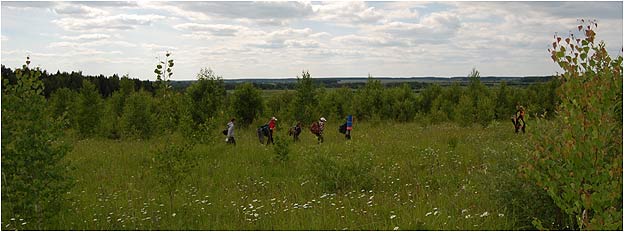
[1,1,622,80]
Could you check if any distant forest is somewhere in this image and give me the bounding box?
[1,65,553,98]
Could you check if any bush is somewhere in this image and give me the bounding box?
[273,137,290,162]
[1,60,73,230]
[231,82,264,126]
[154,141,198,212]
[120,91,155,139]
[527,20,623,230]
[75,80,102,137]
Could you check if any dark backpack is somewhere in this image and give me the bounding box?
[259,124,270,136]
[222,129,228,135]
[310,122,320,134]
[339,123,347,134]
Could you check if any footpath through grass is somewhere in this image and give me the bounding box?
[54,121,531,230]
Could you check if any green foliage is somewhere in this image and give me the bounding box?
[231,82,264,126]
[273,137,290,162]
[153,141,198,212]
[354,75,383,120]
[528,20,623,230]
[154,51,174,95]
[455,94,474,126]
[318,86,354,121]
[47,87,76,128]
[293,71,318,124]
[185,68,226,126]
[120,91,155,139]
[1,59,73,230]
[418,83,443,114]
[75,80,102,137]
[308,152,375,193]
[267,90,295,120]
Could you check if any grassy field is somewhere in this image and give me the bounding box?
[32,121,533,230]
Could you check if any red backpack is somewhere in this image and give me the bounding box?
[310,122,320,134]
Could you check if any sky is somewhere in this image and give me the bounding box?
[1,1,622,80]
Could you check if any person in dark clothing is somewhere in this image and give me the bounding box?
[289,121,302,141]
[515,104,526,133]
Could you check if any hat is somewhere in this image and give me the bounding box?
[320,117,326,122]
[272,117,277,121]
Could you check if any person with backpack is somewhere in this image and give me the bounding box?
[257,124,269,144]
[226,118,236,145]
[267,117,277,145]
[345,115,353,140]
[515,104,526,133]
[317,117,326,143]
[288,121,302,142]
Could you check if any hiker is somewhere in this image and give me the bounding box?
[226,118,236,145]
[288,121,302,142]
[257,124,269,144]
[317,117,326,143]
[345,115,353,140]
[514,104,526,133]
[267,116,277,145]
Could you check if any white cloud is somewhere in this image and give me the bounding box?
[53,14,165,32]
[60,34,111,41]
[313,1,384,26]
[174,23,246,36]
[52,3,107,18]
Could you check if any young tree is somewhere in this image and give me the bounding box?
[154,141,198,214]
[354,75,383,120]
[75,80,102,137]
[120,91,155,139]
[231,82,264,126]
[293,70,318,123]
[185,68,226,126]
[1,58,73,230]
[527,20,623,230]
[46,87,77,128]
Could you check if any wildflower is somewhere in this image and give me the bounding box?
[390,215,397,219]
[172,213,177,217]
[425,212,432,217]
[461,209,468,214]
[480,212,489,217]
[393,226,399,231]
[498,213,504,217]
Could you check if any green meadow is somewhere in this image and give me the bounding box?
[29,121,533,230]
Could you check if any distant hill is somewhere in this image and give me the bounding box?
[171,76,555,90]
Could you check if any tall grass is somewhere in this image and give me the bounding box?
[39,121,534,230]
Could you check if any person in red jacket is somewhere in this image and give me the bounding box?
[267,116,277,145]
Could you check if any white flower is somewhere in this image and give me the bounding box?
[393,226,399,231]
[172,213,176,217]
[461,209,468,214]
[425,212,433,217]
[498,213,504,217]
[480,211,489,217]
[390,215,397,219]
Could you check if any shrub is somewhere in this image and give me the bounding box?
[1,59,73,230]
[526,20,623,230]
[75,80,102,137]
[154,141,198,212]
[120,91,155,139]
[231,82,264,126]
[273,137,290,162]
